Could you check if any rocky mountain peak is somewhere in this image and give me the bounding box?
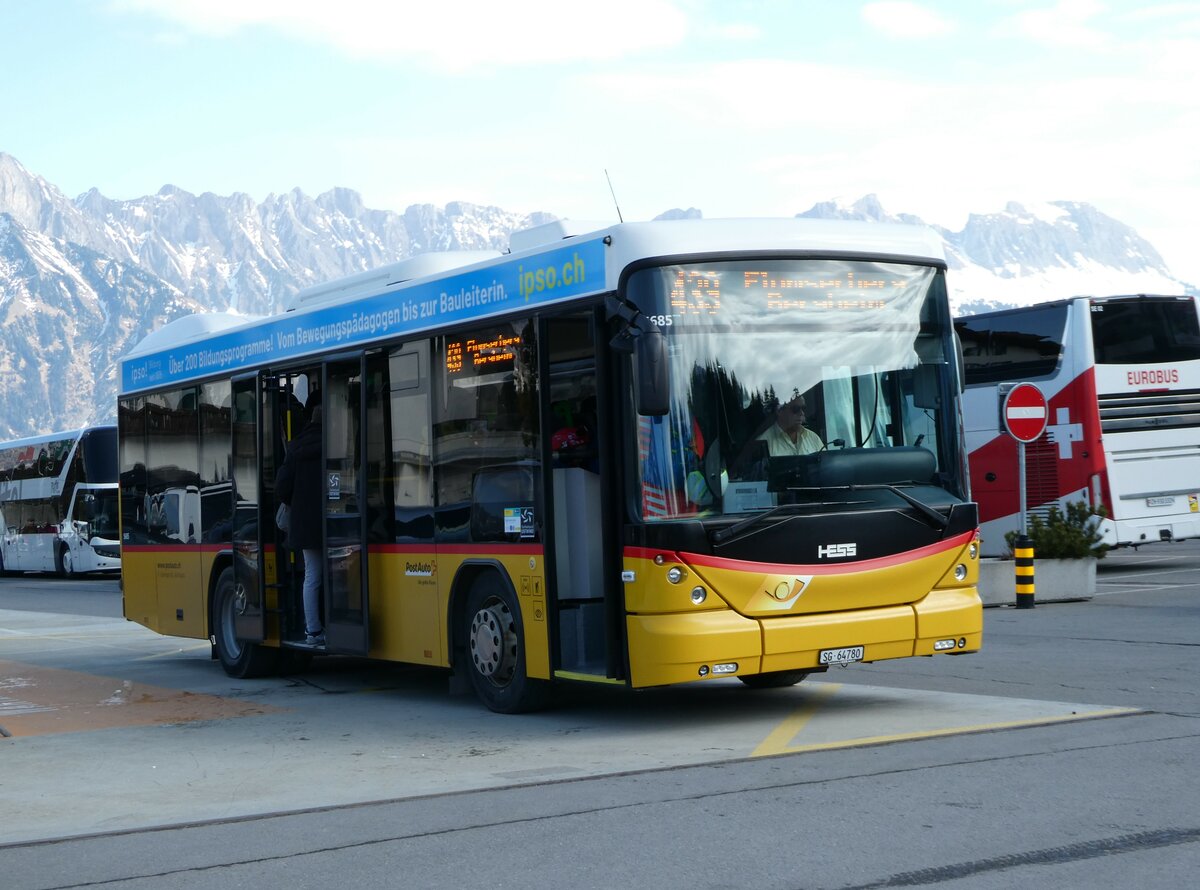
[0,154,1192,437]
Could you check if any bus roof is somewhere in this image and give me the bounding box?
[958,293,1195,319]
[0,425,115,452]
[119,217,946,396]
[124,311,265,359]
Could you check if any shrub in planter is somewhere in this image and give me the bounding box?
[1004,501,1110,560]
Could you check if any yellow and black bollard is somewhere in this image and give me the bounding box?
[1014,534,1035,608]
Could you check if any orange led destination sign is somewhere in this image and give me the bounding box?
[668,268,902,315]
[445,333,522,376]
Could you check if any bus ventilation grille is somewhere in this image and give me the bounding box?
[1098,389,1200,434]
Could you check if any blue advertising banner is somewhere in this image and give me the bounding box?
[121,238,608,394]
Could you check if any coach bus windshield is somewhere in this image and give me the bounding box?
[1090,296,1200,364]
[625,258,963,521]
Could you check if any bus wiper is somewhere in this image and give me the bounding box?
[839,483,950,531]
[711,483,949,548]
[711,503,811,546]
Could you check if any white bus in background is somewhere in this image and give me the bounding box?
[0,425,121,575]
[956,294,1200,556]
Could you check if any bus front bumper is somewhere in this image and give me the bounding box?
[625,587,983,688]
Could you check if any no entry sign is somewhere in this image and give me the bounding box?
[1002,383,1048,442]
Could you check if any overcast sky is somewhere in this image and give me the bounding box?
[3,0,1198,282]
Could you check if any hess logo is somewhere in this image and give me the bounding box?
[817,543,857,559]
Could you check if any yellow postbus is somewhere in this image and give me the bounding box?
[117,218,982,712]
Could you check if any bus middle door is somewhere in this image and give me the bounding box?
[322,356,371,655]
[231,373,269,646]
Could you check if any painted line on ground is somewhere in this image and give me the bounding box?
[751,682,841,756]
[751,681,1142,757]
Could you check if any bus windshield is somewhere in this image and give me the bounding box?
[1090,297,1200,364]
[626,258,962,520]
[74,489,120,539]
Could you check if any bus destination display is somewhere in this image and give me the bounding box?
[445,333,522,376]
[669,267,898,316]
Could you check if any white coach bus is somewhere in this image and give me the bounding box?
[0,425,121,575]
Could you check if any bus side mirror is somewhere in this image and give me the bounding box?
[635,330,669,417]
[953,328,966,392]
[913,365,942,409]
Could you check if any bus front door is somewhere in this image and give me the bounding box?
[543,312,619,681]
[322,357,371,655]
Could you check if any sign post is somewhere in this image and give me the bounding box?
[1000,383,1048,609]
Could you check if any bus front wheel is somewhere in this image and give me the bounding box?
[55,544,74,577]
[462,574,550,714]
[212,567,279,679]
[738,670,810,689]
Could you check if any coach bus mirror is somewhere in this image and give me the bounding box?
[913,365,941,409]
[952,329,966,392]
[635,331,669,416]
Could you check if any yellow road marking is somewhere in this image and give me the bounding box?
[753,696,1140,757]
[752,682,842,756]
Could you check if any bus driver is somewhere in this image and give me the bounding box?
[757,395,824,456]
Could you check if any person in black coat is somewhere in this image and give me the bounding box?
[276,405,324,645]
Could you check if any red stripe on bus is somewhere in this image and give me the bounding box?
[120,542,545,557]
[119,544,227,554]
[432,543,544,556]
[625,530,975,575]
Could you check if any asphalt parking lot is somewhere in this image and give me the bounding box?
[2,542,1198,889]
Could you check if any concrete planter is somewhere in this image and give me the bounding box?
[978,557,1097,607]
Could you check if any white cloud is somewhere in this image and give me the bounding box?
[1010,0,1111,48]
[861,2,956,39]
[112,0,691,70]
[569,51,1199,273]
[702,22,762,41]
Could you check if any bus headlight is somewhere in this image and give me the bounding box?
[690,586,707,604]
[666,566,686,584]
[954,564,968,581]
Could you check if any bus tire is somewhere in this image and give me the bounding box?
[462,573,550,714]
[55,544,73,577]
[738,670,810,689]
[212,567,279,679]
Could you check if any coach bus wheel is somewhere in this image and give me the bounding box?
[212,567,279,679]
[738,670,810,689]
[463,574,550,714]
[55,545,74,577]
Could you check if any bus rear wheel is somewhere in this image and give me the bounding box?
[212,567,279,678]
[738,670,810,689]
[463,574,550,714]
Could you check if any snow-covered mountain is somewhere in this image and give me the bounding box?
[798,194,1189,315]
[0,153,1193,438]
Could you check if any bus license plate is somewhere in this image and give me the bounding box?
[1146,496,1175,507]
[819,646,864,666]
